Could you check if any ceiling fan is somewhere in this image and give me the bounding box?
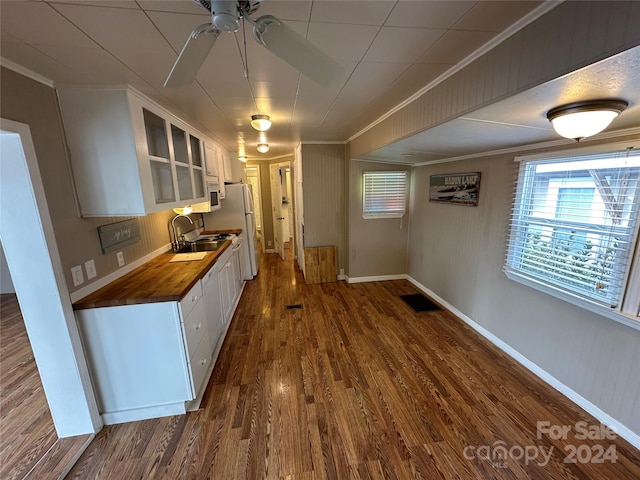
[164,0,343,88]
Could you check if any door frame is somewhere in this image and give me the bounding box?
[0,118,101,437]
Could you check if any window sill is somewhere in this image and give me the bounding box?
[503,268,640,331]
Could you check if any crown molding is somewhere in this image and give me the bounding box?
[0,58,55,87]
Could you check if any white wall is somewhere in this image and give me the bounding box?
[408,147,640,436]
[0,241,15,293]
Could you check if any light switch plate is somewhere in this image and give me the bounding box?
[116,251,125,267]
[85,259,97,280]
[71,265,84,287]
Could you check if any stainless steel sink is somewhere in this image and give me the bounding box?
[176,240,226,253]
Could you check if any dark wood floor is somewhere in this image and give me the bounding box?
[1,293,91,480]
[66,251,640,479]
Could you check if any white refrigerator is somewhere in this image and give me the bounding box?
[203,184,258,279]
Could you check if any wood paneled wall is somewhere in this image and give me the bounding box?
[301,144,347,272]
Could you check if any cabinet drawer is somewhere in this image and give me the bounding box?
[189,335,212,397]
[180,281,202,319]
[183,299,207,358]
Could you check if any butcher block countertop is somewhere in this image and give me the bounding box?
[73,230,242,310]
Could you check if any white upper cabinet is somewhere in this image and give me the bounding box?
[57,87,207,216]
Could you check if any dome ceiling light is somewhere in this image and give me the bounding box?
[251,114,272,131]
[546,99,628,141]
[257,143,270,153]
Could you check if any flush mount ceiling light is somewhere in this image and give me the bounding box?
[257,143,270,153]
[238,155,247,162]
[251,114,272,131]
[546,99,628,141]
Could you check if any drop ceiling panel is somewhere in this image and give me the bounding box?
[363,27,444,64]
[51,3,171,52]
[417,30,498,64]
[146,11,211,52]
[0,2,97,48]
[138,0,209,15]
[0,43,91,84]
[306,22,379,62]
[454,1,544,32]
[310,1,395,25]
[47,0,138,9]
[386,1,476,29]
[258,1,312,22]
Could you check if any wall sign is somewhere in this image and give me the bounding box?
[429,172,480,206]
[97,219,141,253]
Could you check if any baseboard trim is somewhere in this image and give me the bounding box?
[102,402,186,425]
[405,275,640,450]
[346,274,408,284]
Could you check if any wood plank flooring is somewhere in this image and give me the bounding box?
[66,252,640,479]
[1,293,91,480]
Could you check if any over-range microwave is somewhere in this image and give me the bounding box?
[191,180,222,213]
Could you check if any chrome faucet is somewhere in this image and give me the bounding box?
[171,214,194,251]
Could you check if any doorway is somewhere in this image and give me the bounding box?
[269,161,293,260]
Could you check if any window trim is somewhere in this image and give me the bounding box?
[362,170,407,219]
[505,140,640,330]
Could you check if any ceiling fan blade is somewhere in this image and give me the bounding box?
[253,15,343,87]
[164,23,220,88]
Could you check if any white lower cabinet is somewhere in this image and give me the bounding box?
[76,251,243,425]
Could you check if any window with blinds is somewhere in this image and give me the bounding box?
[505,147,640,308]
[362,171,407,219]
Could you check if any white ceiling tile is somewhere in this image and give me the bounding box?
[386,1,476,29]
[363,27,443,64]
[310,1,395,25]
[453,1,543,32]
[1,1,97,48]
[34,45,141,83]
[138,0,209,15]
[256,1,312,22]
[307,22,379,62]
[51,3,170,51]
[46,0,138,8]
[417,30,497,64]
[146,10,211,52]
[0,43,89,84]
[110,49,178,87]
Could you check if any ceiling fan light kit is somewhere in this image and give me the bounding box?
[251,114,271,131]
[546,99,628,141]
[257,143,269,153]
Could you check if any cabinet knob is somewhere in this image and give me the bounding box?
[191,295,197,302]
[195,323,201,330]
[200,358,207,366]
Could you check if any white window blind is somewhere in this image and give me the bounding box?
[505,147,640,308]
[362,171,407,219]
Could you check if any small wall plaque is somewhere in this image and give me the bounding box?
[97,219,141,254]
[429,172,480,206]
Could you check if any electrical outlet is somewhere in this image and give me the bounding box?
[85,259,97,280]
[116,251,125,267]
[340,268,344,276]
[71,265,84,287]
[268,240,272,246]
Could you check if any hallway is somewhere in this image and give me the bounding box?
[66,251,640,478]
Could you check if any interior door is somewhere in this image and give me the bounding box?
[270,163,284,259]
